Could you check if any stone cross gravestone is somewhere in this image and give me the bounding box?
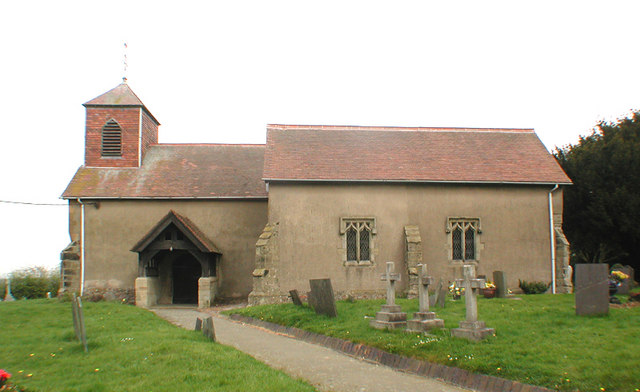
[309,279,338,317]
[202,316,216,341]
[289,289,303,306]
[407,264,444,332]
[71,294,88,352]
[370,262,407,330]
[4,277,15,302]
[575,264,609,316]
[450,265,495,341]
[493,271,508,298]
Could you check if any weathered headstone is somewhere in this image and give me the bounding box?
[289,289,303,306]
[407,264,444,332]
[309,279,338,317]
[436,284,447,308]
[71,294,88,352]
[370,262,407,330]
[194,317,202,331]
[575,264,609,316]
[493,271,508,298]
[429,279,443,307]
[202,317,216,341]
[451,265,495,341]
[611,265,634,295]
[4,277,16,302]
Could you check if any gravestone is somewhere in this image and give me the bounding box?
[451,265,495,341]
[428,279,442,307]
[309,279,338,317]
[289,289,303,306]
[407,264,444,332]
[202,317,216,341]
[436,284,447,308]
[493,271,508,298]
[194,317,202,331]
[611,265,634,295]
[3,277,15,302]
[71,294,88,352]
[370,262,407,330]
[575,264,609,316]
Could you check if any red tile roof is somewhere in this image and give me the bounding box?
[84,83,160,124]
[263,125,571,184]
[62,144,267,199]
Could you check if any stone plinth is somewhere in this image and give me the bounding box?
[135,277,160,308]
[406,263,444,332]
[451,320,495,341]
[370,305,407,330]
[407,311,444,332]
[198,277,218,308]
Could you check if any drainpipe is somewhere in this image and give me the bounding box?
[548,184,559,294]
[78,198,86,296]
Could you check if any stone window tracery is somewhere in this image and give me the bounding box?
[340,217,376,266]
[446,218,481,262]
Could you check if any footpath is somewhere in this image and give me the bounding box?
[152,306,469,392]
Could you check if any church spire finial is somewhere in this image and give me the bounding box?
[122,42,128,84]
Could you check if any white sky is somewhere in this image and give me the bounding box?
[1,0,639,276]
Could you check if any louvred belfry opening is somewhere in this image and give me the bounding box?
[101,120,122,156]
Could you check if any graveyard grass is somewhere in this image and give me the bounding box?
[229,294,640,392]
[0,300,317,392]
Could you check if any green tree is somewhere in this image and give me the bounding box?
[555,111,640,278]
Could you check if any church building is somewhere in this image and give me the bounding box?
[61,82,573,307]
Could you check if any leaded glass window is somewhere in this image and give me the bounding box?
[341,218,375,264]
[449,219,479,261]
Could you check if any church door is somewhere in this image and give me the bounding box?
[172,255,202,304]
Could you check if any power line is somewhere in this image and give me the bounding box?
[0,199,67,206]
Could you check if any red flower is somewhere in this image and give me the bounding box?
[0,369,11,382]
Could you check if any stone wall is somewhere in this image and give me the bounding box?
[404,225,423,299]
[248,223,289,305]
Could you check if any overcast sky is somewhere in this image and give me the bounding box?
[1,1,639,277]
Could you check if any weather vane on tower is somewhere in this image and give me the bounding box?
[123,42,128,83]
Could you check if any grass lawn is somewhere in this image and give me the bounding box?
[0,300,317,392]
[229,294,640,392]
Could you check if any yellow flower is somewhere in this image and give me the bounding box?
[94,368,100,372]
[26,374,33,377]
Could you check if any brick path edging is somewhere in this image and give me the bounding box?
[227,314,555,392]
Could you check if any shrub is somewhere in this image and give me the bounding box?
[518,279,550,294]
[7,267,60,299]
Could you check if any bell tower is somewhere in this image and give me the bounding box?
[83,82,159,167]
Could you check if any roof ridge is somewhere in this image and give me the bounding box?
[266,124,534,133]
[155,143,265,147]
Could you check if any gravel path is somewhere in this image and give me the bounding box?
[151,306,470,392]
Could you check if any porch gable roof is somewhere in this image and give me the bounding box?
[131,210,221,254]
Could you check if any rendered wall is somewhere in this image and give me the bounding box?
[266,182,563,296]
[67,199,267,299]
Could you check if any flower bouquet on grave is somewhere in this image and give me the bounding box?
[0,369,11,389]
[448,283,464,300]
[483,281,497,298]
[610,270,629,283]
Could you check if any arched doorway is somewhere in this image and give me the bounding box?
[172,254,202,304]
